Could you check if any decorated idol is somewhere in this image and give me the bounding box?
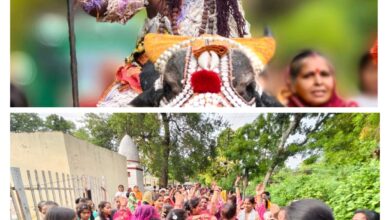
[79,0,283,107]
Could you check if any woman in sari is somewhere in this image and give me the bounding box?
[286,50,358,107]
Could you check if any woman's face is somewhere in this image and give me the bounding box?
[243,199,254,213]
[200,198,208,210]
[102,203,112,216]
[115,198,121,209]
[192,203,202,215]
[155,196,164,209]
[80,209,92,220]
[292,55,335,106]
[352,213,367,220]
[119,197,129,209]
[261,194,268,205]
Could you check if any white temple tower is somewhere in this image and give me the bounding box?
[118,134,144,192]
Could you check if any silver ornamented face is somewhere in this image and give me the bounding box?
[155,36,264,107]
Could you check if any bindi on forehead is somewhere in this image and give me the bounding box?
[300,59,323,72]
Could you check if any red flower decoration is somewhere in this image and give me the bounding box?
[116,64,142,93]
[190,70,221,93]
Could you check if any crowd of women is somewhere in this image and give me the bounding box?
[37,177,379,220]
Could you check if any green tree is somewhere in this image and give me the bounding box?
[307,113,380,166]
[80,113,226,187]
[263,160,379,220]
[329,160,380,220]
[80,113,116,150]
[44,114,75,134]
[72,127,90,141]
[10,113,45,132]
[212,113,329,188]
[252,113,380,220]
[264,164,339,206]
[128,113,226,187]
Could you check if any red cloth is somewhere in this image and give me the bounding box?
[287,92,358,107]
[116,64,142,93]
[201,210,211,215]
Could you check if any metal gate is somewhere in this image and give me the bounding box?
[10,167,108,220]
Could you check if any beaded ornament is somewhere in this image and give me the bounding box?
[149,35,271,107]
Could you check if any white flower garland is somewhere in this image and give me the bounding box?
[158,36,262,107]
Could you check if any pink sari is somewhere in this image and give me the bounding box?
[114,208,132,220]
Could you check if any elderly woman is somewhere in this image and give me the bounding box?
[286,50,358,107]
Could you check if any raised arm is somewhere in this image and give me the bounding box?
[255,182,265,206]
[189,183,200,199]
[234,176,241,203]
[169,188,175,198]
[210,183,220,215]
[78,0,147,23]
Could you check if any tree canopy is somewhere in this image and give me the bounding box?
[72,113,227,186]
[11,113,75,134]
